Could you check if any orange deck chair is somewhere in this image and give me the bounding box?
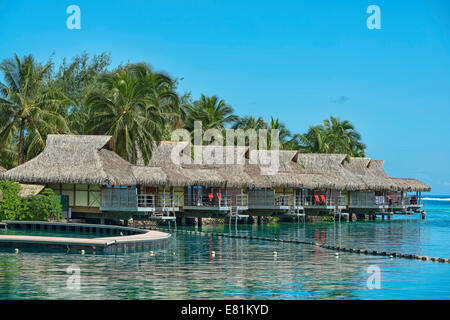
[314,195,321,204]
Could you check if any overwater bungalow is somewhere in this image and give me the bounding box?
[1,135,141,222]
[1,134,431,223]
[294,153,363,212]
[342,157,430,214]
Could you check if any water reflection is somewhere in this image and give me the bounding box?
[0,207,450,299]
[1,230,449,299]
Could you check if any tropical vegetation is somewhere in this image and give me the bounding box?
[0,180,62,221]
[0,52,366,169]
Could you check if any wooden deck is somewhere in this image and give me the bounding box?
[0,221,171,253]
[0,230,170,246]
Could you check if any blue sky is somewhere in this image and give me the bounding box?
[0,0,449,194]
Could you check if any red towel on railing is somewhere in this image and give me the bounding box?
[320,195,326,204]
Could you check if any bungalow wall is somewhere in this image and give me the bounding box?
[138,185,185,208]
[174,186,184,208]
[349,191,376,206]
[157,187,169,206]
[275,188,294,206]
[340,190,349,206]
[48,183,101,212]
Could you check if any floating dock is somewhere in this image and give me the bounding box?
[0,221,171,253]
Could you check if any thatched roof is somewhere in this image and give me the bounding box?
[244,150,329,189]
[142,141,191,167]
[367,159,431,192]
[192,146,252,188]
[295,153,366,191]
[18,184,45,198]
[341,157,396,191]
[2,136,430,192]
[3,135,136,186]
[343,157,431,192]
[135,143,431,191]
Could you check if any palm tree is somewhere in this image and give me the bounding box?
[230,115,267,147]
[184,94,237,142]
[129,63,180,120]
[85,64,175,164]
[267,117,293,149]
[0,54,70,164]
[232,115,267,130]
[282,133,303,150]
[0,142,17,169]
[298,116,366,156]
[298,125,330,153]
[348,140,366,157]
[51,52,112,135]
[323,116,365,156]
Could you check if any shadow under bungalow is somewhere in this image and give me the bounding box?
[1,135,430,225]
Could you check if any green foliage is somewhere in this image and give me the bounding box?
[0,180,63,221]
[85,63,180,164]
[26,188,63,221]
[0,54,71,164]
[50,52,113,135]
[232,115,267,131]
[0,180,23,221]
[298,116,366,157]
[0,52,367,166]
[322,214,335,222]
[184,94,238,134]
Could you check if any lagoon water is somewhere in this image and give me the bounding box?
[0,197,449,299]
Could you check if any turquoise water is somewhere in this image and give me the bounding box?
[0,197,449,299]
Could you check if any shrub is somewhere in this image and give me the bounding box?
[0,180,24,221]
[27,188,63,221]
[0,180,63,221]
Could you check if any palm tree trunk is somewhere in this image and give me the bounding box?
[18,118,25,165]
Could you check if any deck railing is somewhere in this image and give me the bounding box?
[301,195,347,207]
[348,192,416,207]
[406,195,422,206]
[294,196,304,207]
[157,194,183,208]
[102,188,138,210]
[275,195,290,206]
[385,193,403,206]
[137,194,156,208]
[234,194,248,207]
[303,195,330,206]
[184,194,231,207]
[349,192,377,207]
[247,191,290,207]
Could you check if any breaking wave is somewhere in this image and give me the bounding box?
[423,197,450,201]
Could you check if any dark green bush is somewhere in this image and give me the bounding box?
[0,180,23,221]
[0,180,63,221]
